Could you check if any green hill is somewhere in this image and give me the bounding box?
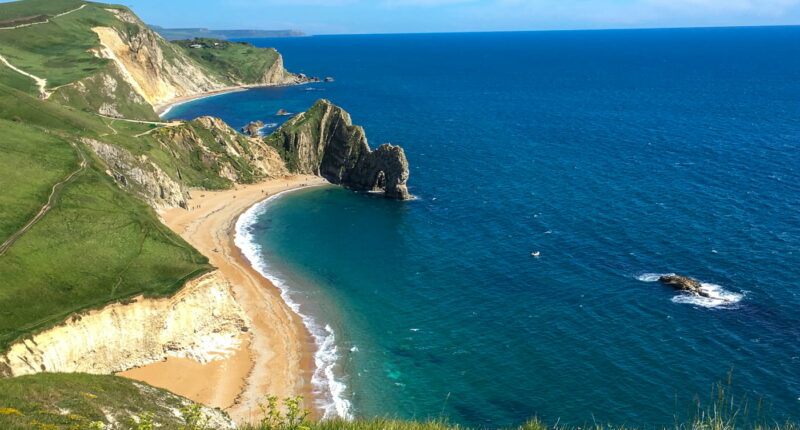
[0,373,236,429]
[0,0,309,354]
[0,1,793,429]
[0,0,409,365]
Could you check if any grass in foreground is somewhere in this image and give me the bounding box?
[1,374,796,430]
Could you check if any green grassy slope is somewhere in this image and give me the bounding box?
[0,120,79,241]
[0,83,212,352]
[1,375,797,430]
[0,1,110,89]
[0,0,161,119]
[173,38,281,84]
[263,99,330,171]
[149,118,268,189]
[0,373,228,430]
[0,0,83,24]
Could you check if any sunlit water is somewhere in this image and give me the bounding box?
[166,27,800,427]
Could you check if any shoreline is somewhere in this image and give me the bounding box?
[120,176,331,423]
[234,187,353,419]
[155,80,316,118]
[155,86,249,117]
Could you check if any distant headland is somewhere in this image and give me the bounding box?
[150,25,307,41]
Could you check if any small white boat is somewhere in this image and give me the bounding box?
[531,251,541,257]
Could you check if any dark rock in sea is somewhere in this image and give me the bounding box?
[325,77,335,82]
[241,120,265,136]
[658,274,710,298]
[263,99,411,200]
[275,109,290,116]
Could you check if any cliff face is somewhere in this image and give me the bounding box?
[83,138,189,210]
[91,22,227,107]
[154,116,288,188]
[264,99,411,199]
[0,271,248,378]
[85,8,301,112]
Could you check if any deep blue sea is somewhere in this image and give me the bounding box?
[165,28,800,427]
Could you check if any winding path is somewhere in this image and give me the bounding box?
[0,4,86,30]
[0,4,87,98]
[94,113,174,126]
[0,142,87,256]
[0,54,50,99]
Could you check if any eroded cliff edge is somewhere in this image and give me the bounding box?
[52,6,309,120]
[0,272,249,378]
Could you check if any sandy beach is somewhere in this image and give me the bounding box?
[154,85,252,117]
[154,79,316,117]
[119,175,330,423]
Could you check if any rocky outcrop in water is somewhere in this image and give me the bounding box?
[242,120,265,136]
[658,274,710,298]
[263,99,411,199]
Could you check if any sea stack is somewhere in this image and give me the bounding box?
[263,99,411,200]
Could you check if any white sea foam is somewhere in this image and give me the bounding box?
[671,282,744,308]
[235,188,352,420]
[256,123,279,136]
[636,273,743,308]
[636,272,675,282]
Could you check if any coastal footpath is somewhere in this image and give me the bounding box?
[0,0,410,425]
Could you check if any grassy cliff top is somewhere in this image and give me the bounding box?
[0,85,213,352]
[1,374,797,430]
[0,373,233,430]
[0,0,299,352]
[0,0,84,23]
[172,38,281,84]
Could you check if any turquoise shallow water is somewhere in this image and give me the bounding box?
[166,28,800,427]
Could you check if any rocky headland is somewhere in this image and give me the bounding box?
[263,99,411,200]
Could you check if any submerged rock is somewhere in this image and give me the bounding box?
[241,120,265,136]
[325,77,335,82]
[263,99,411,200]
[275,109,290,116]
[658,274,710,298]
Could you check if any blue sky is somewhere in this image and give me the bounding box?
[87,0,800,34]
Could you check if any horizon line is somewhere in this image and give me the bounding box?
[299,23,799,37]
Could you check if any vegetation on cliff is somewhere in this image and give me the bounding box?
[0,373,797,430]
[0,96,212,352]
[172,39,283,84]
[0,0,410,360]
[265,99,411,199]
[0,373,235,429]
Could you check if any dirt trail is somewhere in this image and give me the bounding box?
[0,4,88,98]
[0,4,86,30]
[0,54,50,99]
[0,142,87,256]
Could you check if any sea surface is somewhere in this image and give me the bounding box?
[165,28,800,427]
